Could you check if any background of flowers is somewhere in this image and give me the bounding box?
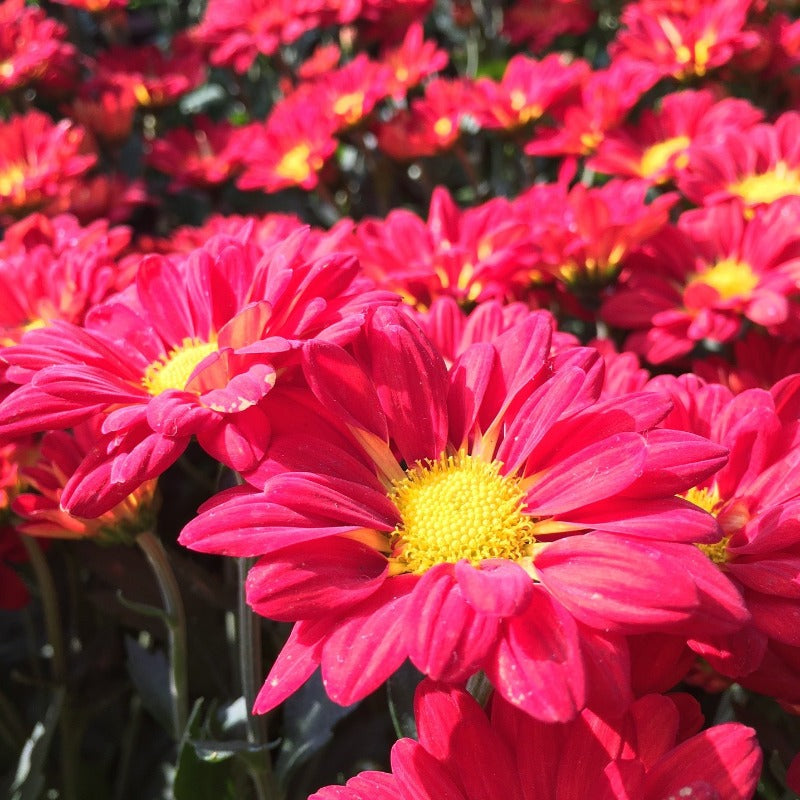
[2,0,800,797]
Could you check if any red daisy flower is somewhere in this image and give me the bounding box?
[95,37,206,108]
[380,21,448,99]
[678,112,800,208]
[354,186,536,308]
[647,373,800,701]
[525,61,658,158]
[375,78,486,159]
[311,681,761,800]
[0,0,73,93]
[70,78,138,146]
[601,199,800,363]
[610,0,761,82]
[147,116,244,190]
[0,212,132,348]
[0,111,96,218]
[693,329,800,394]
[13,421,157,541]
[589,89,763,185]
[235,102,338,193]
[180,307,745,721]
[0,231,393,516]
[478,53,589,132]
[503,0,595,52]
[514,178,677,289]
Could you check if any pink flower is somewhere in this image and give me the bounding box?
[311,681,762,800]
[180,307,745,721]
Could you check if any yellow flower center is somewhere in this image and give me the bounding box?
[728,162,800,206]
[433,117,454,139]
[690,258,759,301]
[509,89,542,125]
[141,337,217,396]
[0,164,26,197]
[579,130,603,153]
[388,451,534,576]
[332,91,365,126]
[682,484,729,565]
[275,143,320,184]
[639,135,690,179]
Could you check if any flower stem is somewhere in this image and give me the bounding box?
[20,537,79,800]
[135,530,189,739]
[237,556,276,798]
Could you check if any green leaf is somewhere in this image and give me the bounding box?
[275,669,359,783]
[173,701,239,800]
[9,690,63,800]
[125,636,173,735]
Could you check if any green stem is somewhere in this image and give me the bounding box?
[135,530,189,739]
[20,537,79,800]
[237,556,276,798]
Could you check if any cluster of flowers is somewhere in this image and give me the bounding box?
[3,0,800,796]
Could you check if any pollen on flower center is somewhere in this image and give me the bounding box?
[275,143,315,183]
[682,484,730,565]
[691,258,759,301]
[640,135,690,178]
[728,162,800,205]
[142,337,218,396]
[388,451,534,576]
[0,164,26,196]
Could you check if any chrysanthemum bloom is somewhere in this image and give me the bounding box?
[13,422,157,541]
[610,0,760,82]
[525,61,658,158]
[513,179,677,289]
[409,299,578,366]
[66,174,147,227]
[180,307,747,721]
[645,373,800,702]
[0,0,73,93]
[0,212,132,347]
[693,330,800,394]
[299,55,391,133]
[311,681,761,800]
[95,38,206,108]
[354,186,536,308]
[589,89,763,185]
[375,78,486,159]
[0,231,394,516]
[191,0,348,73]
[380,22,448,99]
[678,112,800,209]
[144,212,308,256]
[477,54,589,132]
[601,199,800,363]
[503,0,595,52]
[235,103,338,193]
[0,111,96,218]
[70,78,138,145]
[147,116,244,191]
[297,43,341,80]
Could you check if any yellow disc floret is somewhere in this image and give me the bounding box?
[682,484,730,565]
[142,337,217,396]
[388,450,534,575]
[690,258,759,301]
[728,162,800,206]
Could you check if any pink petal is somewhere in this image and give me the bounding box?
[245,537,387,621]
[391,739,467,800]
[406,566,499,682]
[454,559,533,617]
[253,618,328,713]
[321,575,417,705]
[643,724,761,800]
[524,433,647,515]
[486,588,585,722]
